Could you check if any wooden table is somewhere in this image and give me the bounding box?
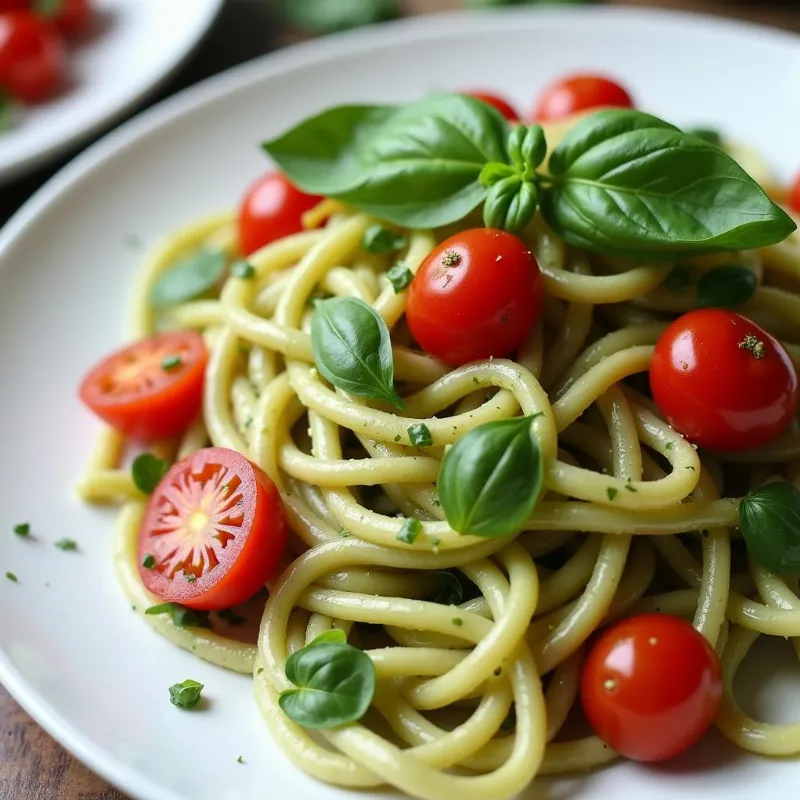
[2,0,799,797]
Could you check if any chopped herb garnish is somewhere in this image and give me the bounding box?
[218,608,246,627]
[624,484,638,493]
[396,517,422,544]
[161,354,182,371]
[237,756,244,764]
[664,441,674,451]
[431,538,441,548]
[5,572,17,582]
[494,667,502,676]
[386,264,413,293]
[606,487,618,501]
[393,434,402,443]
[132,453,170,494]
[686,465,696,471]
[362,224,408,254]
[146,602,211,629]
[185,573,197,583]
[452,617,464,627]
[13,523,30,537]
[231,259,256,279]
[257,667,264,674]
[407,423,433,448]
[169,679,204,710]
[55,538,77,551]
[142,554,156,569]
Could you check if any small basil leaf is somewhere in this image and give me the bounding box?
[145,603,211,629]
[279,641,376,729]
[55,538,77,551]
[430,571,464,605]
[687,127,723,147]
[483,177,538,235]
[396,517,422,544]
[311,297,404,408]
[386,264,413,293]
[281,0,399,33]
[407,423,433,447]
[311,629,347,645]
[231,260,256,279]
[479,162,516,188]
[740,483,800,574]
[132,453,170,494]
[151,249,226,307]
[169,679,204,710]
[438,415,544,537]
[697,264,757,309]
[507,124,547,174]
[362,225,408,254]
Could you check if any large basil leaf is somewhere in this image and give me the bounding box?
[542,110,796,259]
[278,638,376,729]
[264,93,510,228]
[438,415,544,537]
[740,482,800,574]
[311,297,404,407]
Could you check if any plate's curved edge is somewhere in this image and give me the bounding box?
[0,0,225,186]
[0,5,798,798]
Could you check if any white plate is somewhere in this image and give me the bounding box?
[0,0,222,185]
[1,7,800,800]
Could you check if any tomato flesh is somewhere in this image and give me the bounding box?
[650,309,798,452]
[0,11,66,102]
[789,171,800,214]
[463,90,519,122]
[238,171,322,257]
[138,447,287,611]
[534,73,633,122]
[581,614,722,762]
[79,331,208,442]
[406,228,543,366]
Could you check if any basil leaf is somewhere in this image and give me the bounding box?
[363,225,407,254]
[483,176,538,234]
[697,264,757,309]
[281,0,399,33]
[231,259,256,279]
[386,264,413,293]
[480,162,516,188]
[55,538,77,551]
[169,679,204,710]
[438,415,544,537]
[311,297,404,407]
[687,127,723,147]
[740,483,800,574]
[279,641,376,729]
[13,523,30,538]
[142,554,156,569]
[407,423,433,447]
[265,93,510,228]
[151,249,226,307]
[132,453,170,494]
[507,124,547,174]
[543,110,796,259]
[145,603,211,629]
[396,517,421,544]
[311,629,347,645]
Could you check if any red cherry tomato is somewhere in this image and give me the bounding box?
[47,0,93,38]
[238,172,322,257]
[581,614,722,762]
[138,447,287,610]
[0,2,27,12]
[79,331,208,442]
[406,228,543,366]
[650,309,798,452]
[534,73,633,122]
[789,171,800,214]
[0,11,65,102]
[463,90,519,122]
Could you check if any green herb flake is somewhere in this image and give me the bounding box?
[185,573,197,583]
[132,453,170,495]
[431,538,441,547]
[664,441,674,451]
[407,423,433,448]
[606,487,618,501]
[142,554,156,569]
[5,572,17,582]
[624,483,638,493]
[393,434,402,442]
[237,756,244,764]
[146,602,211,629]
[161,354,182,371]
[169,679,204,710]
[218,608,246,627]
[257,667,264,675]
[363,225,408,254]
[452,617,464,627]
[386,264,413,293]
[338,529,351,538]
[231,260,256,279]
[13,523,30,538]
[396,517,422,544]
[55,539,77,551]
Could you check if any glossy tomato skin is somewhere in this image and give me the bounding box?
[238,171,322,257]
[138,447,287,611]
[79,331,208,442]
[463,90,519,122]
[581,614,722,762]
[534,73,633,122]
[406,229,543,366]
[0,11,65,102]
[650,309,798,452]
[789,171,800,214]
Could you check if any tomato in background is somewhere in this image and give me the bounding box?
[463,90,520,122]
[47,0,93,38]
[406,228,543,366]
[649,309,798,452]
[534,73,633,122]
[581,614,722,762]
[789,171,800,214]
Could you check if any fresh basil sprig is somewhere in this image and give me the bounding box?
[697,264,757,308]
[739,482,800,574]
[151,249,226,307]
[438,414,544,537]
[278,633,376,729]
[311,297,404,408]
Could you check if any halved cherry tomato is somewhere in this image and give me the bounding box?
[581,613,722,762]
[650,309,798,452]
[138,447,287,610]
[79,331,208,442]
[789,171,800,214]
[406,228,543,366]
[0,11,65,102]
[238,171,322,257]
[463,90,519,122]
[533,73,633,122]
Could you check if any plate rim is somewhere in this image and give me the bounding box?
[0,6,799,799]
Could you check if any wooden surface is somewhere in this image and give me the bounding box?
[2,0,799,798]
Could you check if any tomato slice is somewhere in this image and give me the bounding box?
[138,447,287,610]
[79,331,207,442]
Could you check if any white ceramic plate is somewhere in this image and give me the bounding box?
[0,0,222,185]
[1,7,800,800]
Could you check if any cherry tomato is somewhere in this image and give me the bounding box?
[238,172,322,257]
[138,447,287,610]
[650,309,798,452]
[789,171,800,214]
[406,228,543,366]
[0,11,65,102]
[534,73,633,123]
[47,0,93,38]
[581,614,722,762]
[79,331,208,442]
[0,2,27,12]
[463,90,519,122]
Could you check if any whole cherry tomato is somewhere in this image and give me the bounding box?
[463,90,519,122]
[534,73,633,122]
[406,228,543,366]
[581,613,723,762]
[650,309,798,452]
